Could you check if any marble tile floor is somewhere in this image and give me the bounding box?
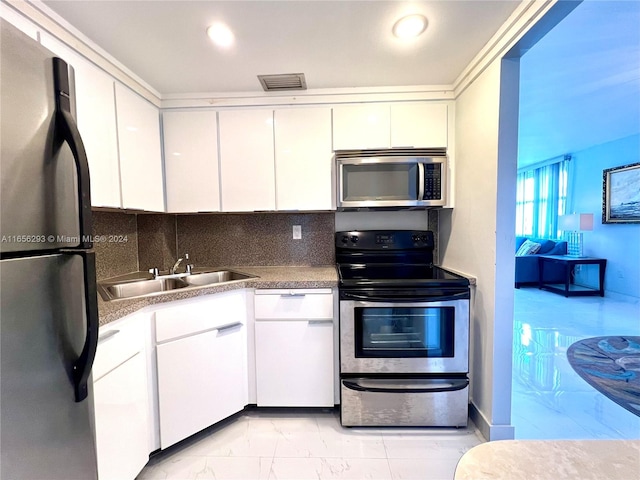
[512,287,640,439]
[136,409,484,480]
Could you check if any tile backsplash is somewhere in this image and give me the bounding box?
[176,213,335,267]
[137,214,177,271]
[92,211,138,280]
[92,210,440,280]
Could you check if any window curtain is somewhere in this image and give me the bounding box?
[516,158,569,239]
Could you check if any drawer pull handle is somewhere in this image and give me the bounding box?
[342,378,468,394]
[281,291,306,297]
[308,320,332,325]
[98,329,120,343]
[216,322,242,333]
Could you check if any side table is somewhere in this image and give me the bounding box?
[538,255,607,297]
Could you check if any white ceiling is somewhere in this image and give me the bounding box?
[41,0,521,95]
[38,0,640,169]
[517,0,640,167]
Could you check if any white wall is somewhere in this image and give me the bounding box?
[439,57,519,441]
[570,134,640,299]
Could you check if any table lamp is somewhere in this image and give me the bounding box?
[558,213,594,257]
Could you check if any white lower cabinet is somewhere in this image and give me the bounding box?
[93,314,151,480]
[254,289,335,407]
[155,292,248,449]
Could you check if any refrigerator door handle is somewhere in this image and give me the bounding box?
[53,57,92,249]
[71,251,99,402]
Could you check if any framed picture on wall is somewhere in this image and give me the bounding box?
[603,162,640,224]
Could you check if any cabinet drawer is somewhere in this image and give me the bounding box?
[155,290,246,343]
[254,289,333,320]
[94,316,145,382]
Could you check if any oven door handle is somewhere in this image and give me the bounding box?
[342,378,468,394]
[340,291,469,302]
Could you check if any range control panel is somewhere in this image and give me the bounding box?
[335,230,434,250]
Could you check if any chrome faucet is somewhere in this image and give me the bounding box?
[170,253,193,275]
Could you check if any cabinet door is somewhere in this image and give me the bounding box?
[219,109,275,212]
[157,324,247,449]
[332,104,390,150]
[163,110,220,212]
[157,330,218,449]
[255,319,334,407]
[210,323,248,422]
[391,103,448,148]
[94,352,150,480]
[274,108,333,210]
[115,83,164,211]
[39,34,121,208]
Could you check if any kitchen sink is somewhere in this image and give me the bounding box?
[98,277,189,301]
[97,269,256,301]
[181,270,255,287]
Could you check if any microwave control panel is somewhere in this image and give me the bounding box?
[423,164,442,200]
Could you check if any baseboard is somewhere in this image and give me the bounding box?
[469,402,515,441]
[603,290,640,303]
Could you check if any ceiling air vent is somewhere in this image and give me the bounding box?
[258,73,307,91]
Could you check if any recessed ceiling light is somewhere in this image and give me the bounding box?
[392,14,428,39]
[207,23,234,48]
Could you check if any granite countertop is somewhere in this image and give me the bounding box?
[454,439,640,480]
[97,265,338,326]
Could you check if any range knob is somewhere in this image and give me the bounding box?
[350,235,359,243]
[412,235,421,243]
[421,235,429,243]
[341,235,349,244]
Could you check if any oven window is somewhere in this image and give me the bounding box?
[354,307,454,358]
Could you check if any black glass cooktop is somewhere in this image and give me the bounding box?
[335,230,469,289]
[337,263,469,288]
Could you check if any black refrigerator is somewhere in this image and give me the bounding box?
[0,19,99,480]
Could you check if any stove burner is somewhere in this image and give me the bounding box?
[335,230,469,291]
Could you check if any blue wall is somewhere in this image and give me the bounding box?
[569,133,640,299]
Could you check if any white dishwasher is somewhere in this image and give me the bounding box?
[254,288,335,407]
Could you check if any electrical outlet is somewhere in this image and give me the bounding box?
[293,225,302,240]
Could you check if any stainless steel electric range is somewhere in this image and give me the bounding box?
[336,230,471,427]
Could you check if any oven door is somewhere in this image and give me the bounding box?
[340,299,469,374]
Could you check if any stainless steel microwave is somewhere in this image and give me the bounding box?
[336,149,447,209]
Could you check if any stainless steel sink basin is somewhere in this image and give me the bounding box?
[97,269,256,301]
[99,277,189,301]
[181,270,255,287]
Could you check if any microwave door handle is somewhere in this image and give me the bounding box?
[417,163,425,201]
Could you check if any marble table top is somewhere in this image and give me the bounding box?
[454,439,640,480]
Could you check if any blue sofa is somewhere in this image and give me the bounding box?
[515,236,567,288]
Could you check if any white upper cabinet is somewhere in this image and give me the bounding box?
[218,109,275,212]
[163,110,220,213]
[39,34,122,208]
[390,103,448,148]
[274,107,333,211]
[332,104,390,150]
[115,83,164,212]
[333,102,449,150]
